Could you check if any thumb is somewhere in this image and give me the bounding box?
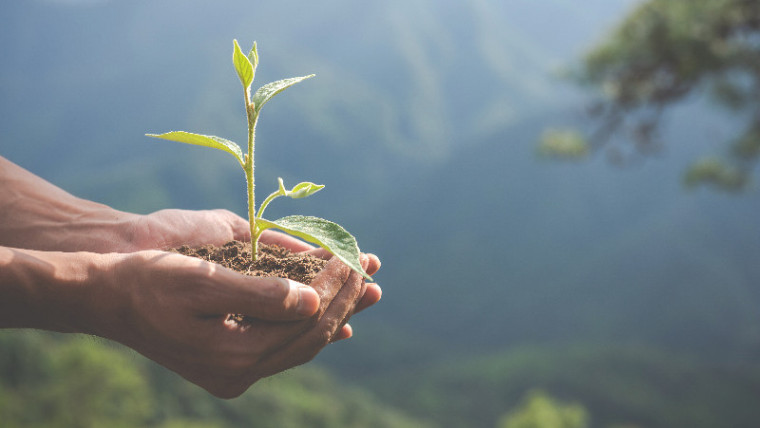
[204,273,320,321]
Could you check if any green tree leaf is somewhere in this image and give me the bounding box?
[146,131,244,168]
[233,39,254,91]
[257,215,371,280]
[252,75,315,116]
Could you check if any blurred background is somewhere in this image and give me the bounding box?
[2,0,760,427]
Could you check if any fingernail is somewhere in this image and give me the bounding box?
[296,285,319,316]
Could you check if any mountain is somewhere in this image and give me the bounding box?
[0,0,640,201]
[375,105,760,355]
[321,103,760,382]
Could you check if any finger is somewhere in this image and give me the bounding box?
[364,253,381,276]
[259,230,314,252]
[332,324,353,342]
[255,268,364,377]
[307,256,352,312]
[301,251,381,276]
[201,269,320,321]
[354,283,382,314]
[230,255,356,354]
[314,268,364,344]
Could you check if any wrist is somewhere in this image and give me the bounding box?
[0,156,140,253]
[62,206,143,253]
[0,247,122,334]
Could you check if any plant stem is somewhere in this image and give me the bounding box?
[245,97,259,260]
[256,190,279,220]
[247,166,257,259]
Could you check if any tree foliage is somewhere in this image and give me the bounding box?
[497,390,589,428]
[559,0,760,190]
[0,331,427,428]
[0,332,152,428]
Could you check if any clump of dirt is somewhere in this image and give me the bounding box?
[173,240,327,285]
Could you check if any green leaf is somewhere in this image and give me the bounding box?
[288,182,324,198]
[257,215,371,280]
[247,42,259,71]
[233,39,254,91]
[252,75,315,116]
[146,131,245,168]
[278,177,324,199]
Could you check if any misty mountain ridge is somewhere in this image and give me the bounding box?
[2,0,637,174]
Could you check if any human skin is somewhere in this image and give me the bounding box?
[0,156,382,397]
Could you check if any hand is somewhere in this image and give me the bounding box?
[128,210,382,342]
[124,208,251,251]
[128,208,351,255]
[127,208,327,253]
[94,249,381,398]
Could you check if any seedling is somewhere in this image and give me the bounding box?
[147,40,370,279]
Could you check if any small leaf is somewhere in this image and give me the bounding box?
[233,39,254,90]
[146,131,244,167]
[257,215,371,280]
[247,42,259,71]
[252,75,315,116]
[287,181,324,199]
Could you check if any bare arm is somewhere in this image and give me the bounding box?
[0,156,259,252]
[0,156,138,252]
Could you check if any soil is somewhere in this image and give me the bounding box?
[172,240,328,285]
[173,241,328,324]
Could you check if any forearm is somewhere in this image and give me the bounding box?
[0,156,139,252]
[0,245,113,333]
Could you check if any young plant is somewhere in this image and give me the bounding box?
[147,40,370,280]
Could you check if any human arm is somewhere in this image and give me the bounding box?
[0,245,380,398]
[0,155,253,252]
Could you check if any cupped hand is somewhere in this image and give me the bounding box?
[121,207,383,349]
[124,208,251,251]
[130,209,383,332]
[95,248,380,398]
